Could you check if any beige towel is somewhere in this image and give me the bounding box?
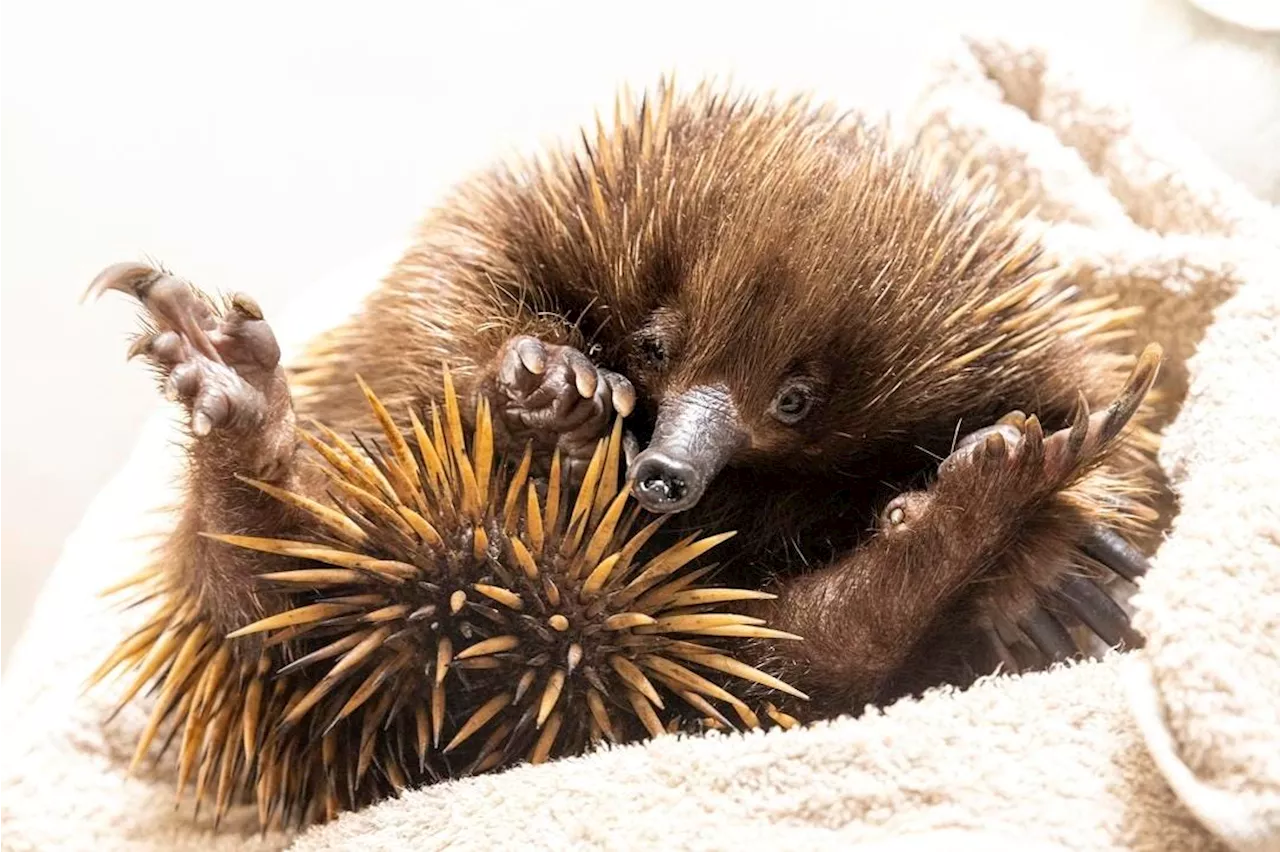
[4,32,1278,852]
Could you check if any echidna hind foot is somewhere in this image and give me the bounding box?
[87,262,316,648]
[86,262,295,480]
[882,344,1161,673]
[92,367,805,830]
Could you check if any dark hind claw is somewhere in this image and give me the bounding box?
[1083,527,1152,583]
[89,261,290,451]
[984,628,1022,673]
[1055,576,1143,650]
[1006,636,1042,672]
[491,334,636,464]
[985,614,1048,673]
[1018,608,1078,662]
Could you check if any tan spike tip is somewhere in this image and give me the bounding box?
[444,692,511,754]
[456,634,520,660]
[537,670,566,727]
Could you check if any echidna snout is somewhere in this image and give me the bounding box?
[631,451,697,510]
[630,384,744,513]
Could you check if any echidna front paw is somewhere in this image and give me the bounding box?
[88,262,294,479]
[490,334,637,467]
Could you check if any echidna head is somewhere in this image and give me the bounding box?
[625,293,848,515]
[507,86,1044,514]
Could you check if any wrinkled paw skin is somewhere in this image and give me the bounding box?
[487,334,637,468]
[88,262,295,480]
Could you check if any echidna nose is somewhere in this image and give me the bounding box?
[630,452,703,513]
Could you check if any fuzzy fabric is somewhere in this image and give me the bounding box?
[4,32,1278,852]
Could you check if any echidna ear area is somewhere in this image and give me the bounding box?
[91,369,805,829]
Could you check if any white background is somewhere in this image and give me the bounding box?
[3,0,1278,666]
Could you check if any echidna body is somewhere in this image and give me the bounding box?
[91,78,1162,829]
[93,371,802,827]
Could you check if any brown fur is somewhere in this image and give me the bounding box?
[279,81,1157,716]
[112,79,1160,750]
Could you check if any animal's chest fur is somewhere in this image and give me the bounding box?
[652,467,896,584]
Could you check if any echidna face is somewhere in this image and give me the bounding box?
[625,299,846,513]
[95,369,806,827]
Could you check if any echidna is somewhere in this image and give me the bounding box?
[92,365,803,828]
[89,76,1164,829]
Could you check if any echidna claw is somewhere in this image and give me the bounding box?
[985,628,1021,674]
[939,423,1021,477]
[1100,343,1162,446]
[83,260,164,302]
[86,261,223,364]
[997,410,1027,428]
[1055,576,1144,650]
[1018,608,1077,662]
[1066,391,1090,458]
[1083,527,1151,583]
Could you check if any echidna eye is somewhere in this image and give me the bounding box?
[638,335,666,367]
[771,384,814,425]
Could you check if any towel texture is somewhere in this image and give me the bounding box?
[4,32,1278,852]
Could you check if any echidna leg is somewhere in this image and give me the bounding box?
[89,262,304,634]
[953,346,1159,662]
[750,345,1160,719]
[484,334,637,476]
[945,454,1149,661]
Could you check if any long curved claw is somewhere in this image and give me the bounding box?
[1098,343,1162,446]
[984,628,1021,673]
[1083,527,1152,583]
[988,612,1049,673]
[1019,608,1079,662]
[1056,576,1143,649]
[83,261,163,303]
[1006,637,1042,671]
[85,261,223,364]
